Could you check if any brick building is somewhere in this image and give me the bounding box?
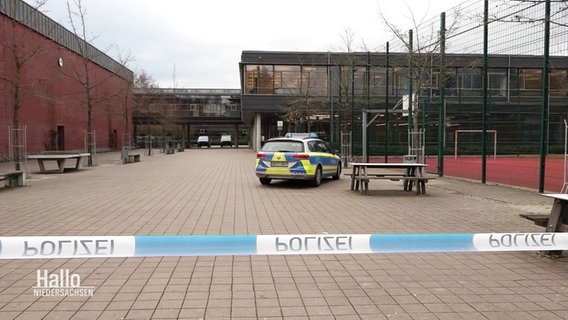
[0,0,133,159]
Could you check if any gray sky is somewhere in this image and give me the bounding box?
[28,0,463,88]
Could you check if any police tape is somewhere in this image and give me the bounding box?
[0,233,566,259]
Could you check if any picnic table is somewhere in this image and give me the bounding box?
[27,153,90,173]
[520,193,568,255]
[348,162,432,195]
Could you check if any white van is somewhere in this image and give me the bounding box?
[220,135,232,147]
[197,136,211,148]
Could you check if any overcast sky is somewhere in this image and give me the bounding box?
[28,0,464,88]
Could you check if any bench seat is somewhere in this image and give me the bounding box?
[519,213,568,231]
[351,175,436,195]
[344,172,407,177]
[351,175,436,182]
[0,171,25,187]
[125,154,141,163]
[519,214,550,228]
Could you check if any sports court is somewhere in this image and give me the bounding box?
[426,156,565,193]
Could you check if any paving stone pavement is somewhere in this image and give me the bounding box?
[0,148,567,320]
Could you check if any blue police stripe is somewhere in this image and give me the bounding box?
[370,234,476,252]
[135,235,257,256]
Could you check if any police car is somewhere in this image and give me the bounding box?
[255,134,341,187]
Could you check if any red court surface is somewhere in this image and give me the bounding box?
[425,156,565,193]
[362,155,566,193]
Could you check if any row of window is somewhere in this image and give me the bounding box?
[244,64,568,97]
[134,102,239,118]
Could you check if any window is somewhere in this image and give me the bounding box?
[370,67,387,96]
[263,141,304,152]
[423,71,440,97]
[274,65,301,95]
[307,141,317,152]
[391,68,408,96]
[245,65,274,94]
[353,68,367,95]
[460,68,482,88]
[314,141,332,153]
[550,69,567,96]
[488,68,507,97]
[301,66,328,96]
[442,70,458,96]
[519,69,541,96]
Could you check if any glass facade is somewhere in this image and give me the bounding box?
[240,51,568,156]
[245,65,329,96]
[134,92,240,119]
[243,63,568,99]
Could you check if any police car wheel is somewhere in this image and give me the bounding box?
[332,163,341,180]
[259,178,271,185]
[311,166,322,187]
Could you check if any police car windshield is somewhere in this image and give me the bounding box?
[262,141,304,153]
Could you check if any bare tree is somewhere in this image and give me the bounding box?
[379,5,462,152]
[487,0,568,26]
[0,0,47,169]
[64,0,115,165]
[335,29,365,135]
[115,49,136,147]
[282,59,329,134]
[133,70,162,154]
[134,70,157,90]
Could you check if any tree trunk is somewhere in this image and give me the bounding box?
[13,65,21,171]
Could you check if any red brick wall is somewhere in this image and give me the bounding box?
[1,14,133,156]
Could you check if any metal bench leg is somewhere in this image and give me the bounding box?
[350,166,357,191]
[542,199,564,256]
[37,160,46,173]
[57,159,66,173]
[74,157,83,169]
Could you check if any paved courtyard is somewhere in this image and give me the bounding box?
[0,148,567,320]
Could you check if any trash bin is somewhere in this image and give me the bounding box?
[403,155,417,163]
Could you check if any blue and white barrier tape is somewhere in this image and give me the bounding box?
[0,233,566,259]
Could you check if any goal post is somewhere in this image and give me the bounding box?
[454,130,497,159]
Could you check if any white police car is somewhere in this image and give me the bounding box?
[255,135,341,187]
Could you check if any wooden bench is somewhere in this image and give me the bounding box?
[520,194,568,255]
[345,172,406,182]
[519,213,550,228]
[125,153,141,163]
[351,174,435,195]
[0,171,25,187]
[403,176,436,194]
